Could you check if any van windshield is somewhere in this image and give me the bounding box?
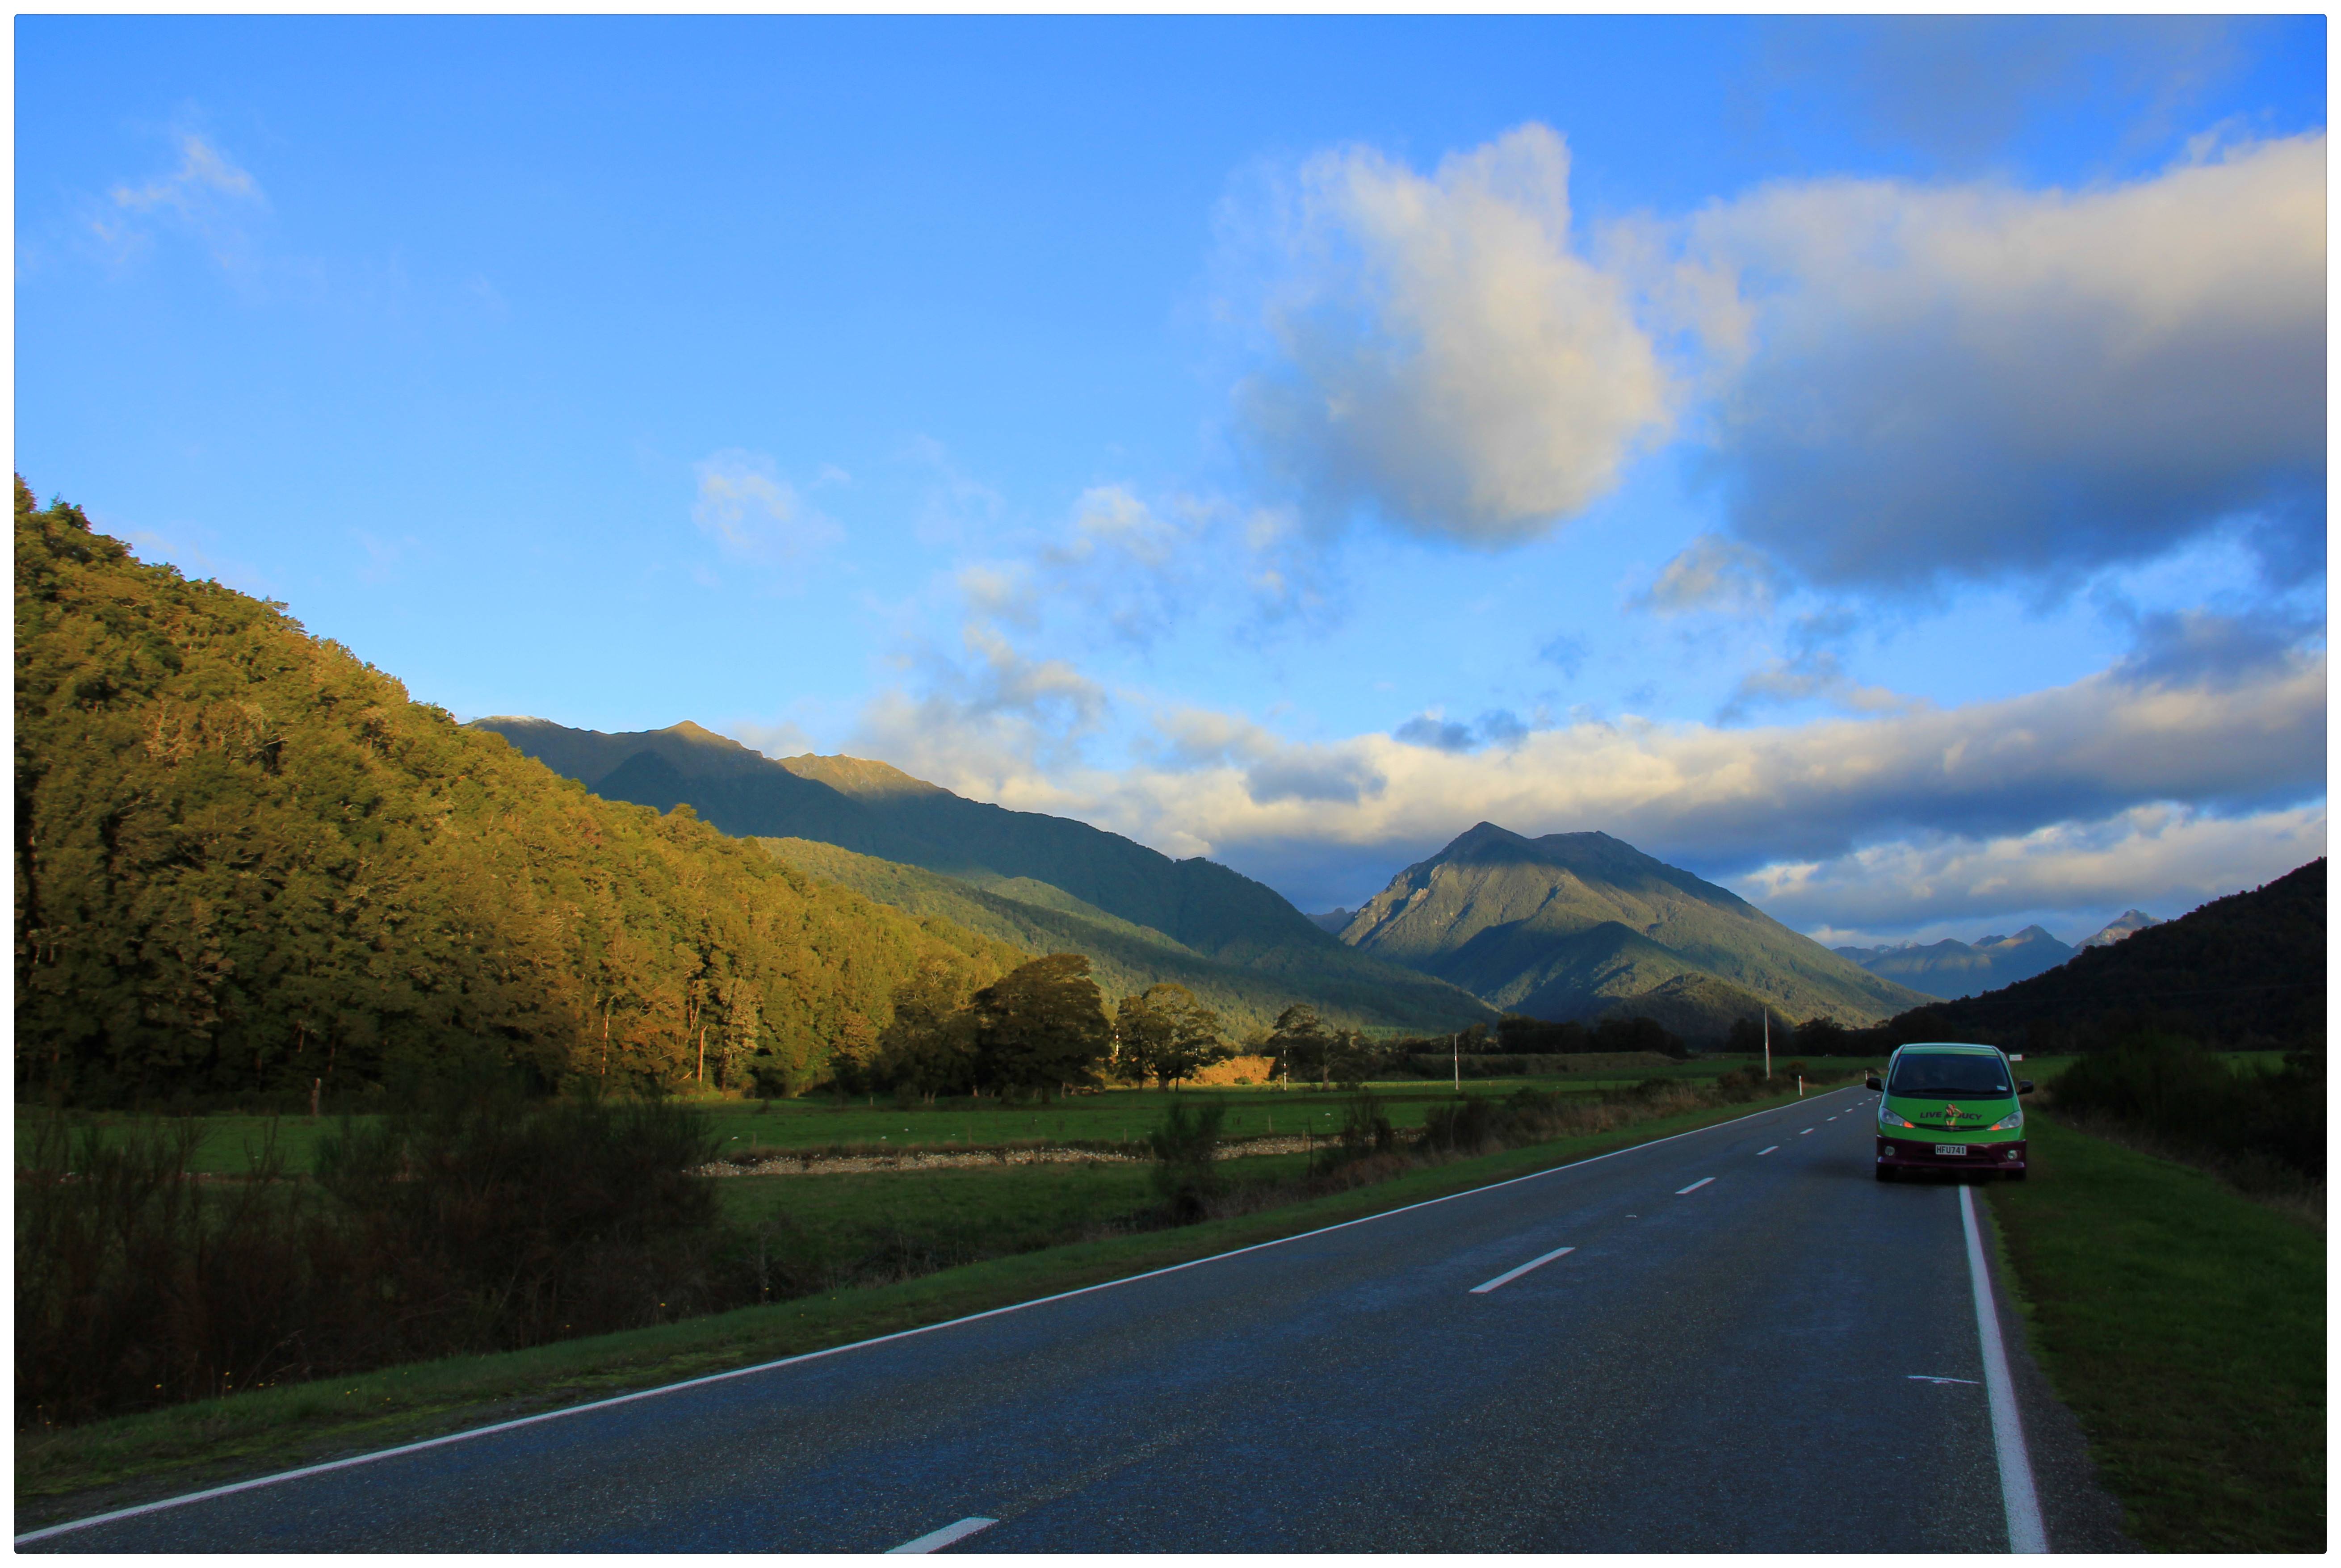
[1889,1054,2012,1099]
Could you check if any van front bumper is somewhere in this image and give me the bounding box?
[1876,1135,2026,1174]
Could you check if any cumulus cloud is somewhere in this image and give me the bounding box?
[985,644,2320,907]
[1737,801,2326,939]
[1227,123,1672,545]
[1678,132,2326,590]
[691,450,843,569]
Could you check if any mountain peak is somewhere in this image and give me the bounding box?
[777,752,948,800]
[1338,824,1927,1032]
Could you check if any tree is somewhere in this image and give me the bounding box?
[868,959,980,1099]
[1791,1015,1849,1056]
[1267,1003,1331,1086]
[1114,983,1230,1089]
[968,954,1112,1096]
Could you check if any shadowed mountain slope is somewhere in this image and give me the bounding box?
[474,719,1492,1033]
[1877,860,2324,1050]
[1337,822,1931,1030]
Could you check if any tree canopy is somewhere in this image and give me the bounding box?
[14,481,1024,1104]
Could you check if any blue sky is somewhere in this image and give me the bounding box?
[17,16,2327,944]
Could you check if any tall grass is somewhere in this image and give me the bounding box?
[2050,1037,2323,1186]
[17,1082,731,1430]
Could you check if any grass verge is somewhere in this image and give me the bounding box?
[16,1084,1825,1526]
[1985,1109,2325,1552]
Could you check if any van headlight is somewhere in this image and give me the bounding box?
[1879,1108,1917,1129]
[1987,1108,2023,1132]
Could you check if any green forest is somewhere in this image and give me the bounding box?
[13,481,1037,1106]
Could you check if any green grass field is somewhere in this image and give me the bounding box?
[1987,1109,2324,1552]
[710,1152,1312,1290]
[19,1055,1869,1175]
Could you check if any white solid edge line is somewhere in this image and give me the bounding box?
[1468,1245,1576,1295]
[16,1085,1860,1546]
[887,1516,998,1553]
[1674,1177,1715,1194]
[1961,1184,2048,1554]
[1756,1146,1779,1156]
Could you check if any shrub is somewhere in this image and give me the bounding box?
[2053,1037,2324,1182]
[17,1080,733,1430]
[1145,1099,1227,1222]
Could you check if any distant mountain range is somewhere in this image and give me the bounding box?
[1881,862,2323,1050]
[1834,910,2164,1000]
[472,718,1493,1035]
[1331,823,1932,1037]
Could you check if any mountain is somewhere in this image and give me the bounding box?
[1309,908,1354,934]
[14,484,1024,1104]
[1879,861,2324,1051]
[473,718,1491,1033]
[1334,822,1933,1036]
[763,840,1472,1035]
[1834,925,2076,1000]
[2080,909,2163,948]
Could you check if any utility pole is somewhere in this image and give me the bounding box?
[1452,1032,1460,1091]
[1763,1010,1772,1082]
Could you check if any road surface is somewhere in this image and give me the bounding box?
[25,1086,2129,1552]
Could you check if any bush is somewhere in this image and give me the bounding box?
[17,1080,734,1430]
[1145,1099,1227,1223]
[2052,1037,2324,1181]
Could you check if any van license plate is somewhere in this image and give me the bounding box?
[1934,1144,1968,1157]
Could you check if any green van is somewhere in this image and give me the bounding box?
[1867,1042,2033,1181]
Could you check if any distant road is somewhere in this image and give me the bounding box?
[25,1087,2126,1552]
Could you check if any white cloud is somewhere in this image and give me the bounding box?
[691,450,842,569]
[1675,131,2326,589]
[843,637,2322,920]
[1227,123,1673,545]
[1737,801,2326,940]
[91,132,267,269]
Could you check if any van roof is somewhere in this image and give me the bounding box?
[1892,1041,2004,1055]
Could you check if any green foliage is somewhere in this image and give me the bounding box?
[1145,1098,1228,1221]
[966,953,1113,1094]
[1112,982,1230,1088]
[16,1086,731,1428]
[2050,1036,2324,1180]
[13,481,1023,1103]
[839,953,1113,1098]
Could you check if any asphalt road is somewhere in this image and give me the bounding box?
[28,1086,2131,1553]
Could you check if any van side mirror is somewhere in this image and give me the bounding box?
[1865,1074,1884,1092]
[2018,1079,2034,1094]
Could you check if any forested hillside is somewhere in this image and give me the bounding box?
[763,837,1476,1035]
[478,716,1491,1031]
[1872,859,2325,1052]
[13,482,1024,1105]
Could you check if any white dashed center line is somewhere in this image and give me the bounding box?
[1756,1145,1779,1156]
[1468,1244,1577,1295]
[889,1518,999,1553]
[1675,1177,1715,1195]
[1800,1128,1815,1135]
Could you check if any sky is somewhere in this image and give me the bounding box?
[17,16,2328,947]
